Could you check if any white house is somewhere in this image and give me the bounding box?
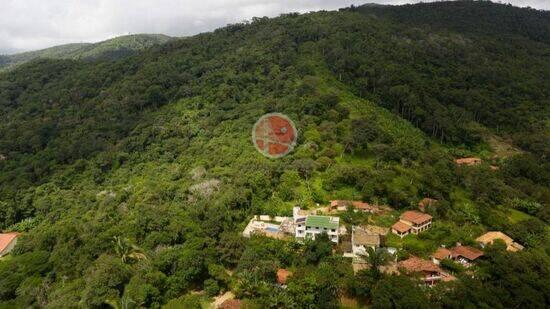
[294,207,339,243]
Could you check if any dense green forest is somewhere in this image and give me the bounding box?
[0,1,548,308]
[0,34,173,72]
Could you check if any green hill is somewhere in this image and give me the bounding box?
[0,1,548,308]
[0,34,173,71]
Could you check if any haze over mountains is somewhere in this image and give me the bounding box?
[0,1,548,308]
[0,34,173,71]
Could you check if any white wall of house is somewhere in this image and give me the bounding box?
[392,228,410,238]
[304,226,339,243]
[293,207,339,243]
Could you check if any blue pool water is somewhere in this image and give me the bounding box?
[265,226,279,232]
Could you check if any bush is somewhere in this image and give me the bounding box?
[440,258,465,274]
[204,279,220,297]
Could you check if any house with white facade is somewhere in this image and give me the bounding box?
[294,207,339,243]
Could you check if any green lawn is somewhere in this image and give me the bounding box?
[506,208,534,223]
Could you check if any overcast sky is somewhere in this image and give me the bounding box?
[1,0,548,54]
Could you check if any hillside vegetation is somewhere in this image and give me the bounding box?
[0,1,548,308]
[0,34,173,71]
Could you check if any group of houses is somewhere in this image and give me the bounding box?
[241,196,526,289]
[398,230,524,287]
[243,200,391,243]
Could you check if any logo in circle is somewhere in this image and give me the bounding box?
[252,113,297,158]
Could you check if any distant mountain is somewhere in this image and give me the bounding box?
[0,1,548,308]
[0,34,173,71]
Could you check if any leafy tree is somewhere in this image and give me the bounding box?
[304,233,333,265]
[371,275,431,309]
[82,255,132,308]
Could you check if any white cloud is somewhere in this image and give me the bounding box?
[1,0,548,54]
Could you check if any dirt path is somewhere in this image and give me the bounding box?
[211,291,235,308]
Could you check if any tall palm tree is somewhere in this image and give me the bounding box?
[113,236,147,264]
[106,295,135,309]
[360,247,391,279]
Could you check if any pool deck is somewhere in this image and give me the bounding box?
[242,216,293,240]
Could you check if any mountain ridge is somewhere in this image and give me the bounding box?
[0,33,173,71]
[0,1,548,308]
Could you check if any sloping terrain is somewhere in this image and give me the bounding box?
[0,1,548,308]
[0,34,173,71]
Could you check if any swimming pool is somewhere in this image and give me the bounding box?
[265,226,279,232]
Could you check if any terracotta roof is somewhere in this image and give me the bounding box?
[353,227,380,247]
[398,256,442,274]
[219,299,242,309]
[431,247,452,260]
[455,157,482,165]
[277,268,292,285]
[508,242,524,252]
[392,221,411,233]
[476,231,523,252]
[0,232,20,253]
[476,231,513,246]
[451,246,484,261]
[400,211,432,224]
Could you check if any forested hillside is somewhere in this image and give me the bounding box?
[0,34,173,71]
[0,1,548,308]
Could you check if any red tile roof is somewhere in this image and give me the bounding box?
[0,232,20,253]
[392,221,411,233]
[451,246,484,261]
[400,211,432,224]
[431,247,452,260]
[277,268,292,285]
[398,256,442,274]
